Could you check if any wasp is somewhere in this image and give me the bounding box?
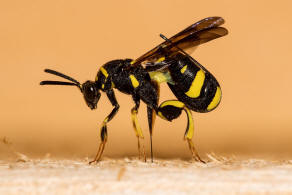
[40,17,228,163]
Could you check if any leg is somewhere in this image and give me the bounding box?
[137,79,159,162]
[89,90,119,164]
[131,95,146,161]
[183,107,205,163]
[147,106,156,162]
[157,100,205,163]
[147,81,159,163]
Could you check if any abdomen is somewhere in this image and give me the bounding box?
[167,54,222,113]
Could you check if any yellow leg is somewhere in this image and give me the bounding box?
[186,138,205,163]
[89,141,106,164]
[89,121,108,164]
[157,100,205,163]
[131,108,146,162]
[89,90,120,164]
[89,141,103,164]
[183,107,205,163]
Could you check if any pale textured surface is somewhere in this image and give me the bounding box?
[1,156,292,195]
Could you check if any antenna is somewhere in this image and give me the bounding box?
[40,81,77,86]
[40,69,82,90]
[44,69,80,85]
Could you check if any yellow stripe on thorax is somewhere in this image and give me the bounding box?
[130,60,136,65]
[100,67,108,78]
[102,82,115,90]
[185,69,205,98]
[156,56,165,63]
[180,65,187,74]
[207,87,222,111]
[149,71,174,84]
[129,75,139,88]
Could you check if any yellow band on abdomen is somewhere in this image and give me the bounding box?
[185,69,205,98]
[207,86,221,111]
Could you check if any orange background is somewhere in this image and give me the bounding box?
[1,0,292,159]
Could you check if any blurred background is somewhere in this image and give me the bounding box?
[0,0,292,160]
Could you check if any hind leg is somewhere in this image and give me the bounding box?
[157,100,205,163]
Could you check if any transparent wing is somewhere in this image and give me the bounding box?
[130,17,228,68]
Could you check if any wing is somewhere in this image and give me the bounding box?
[129,17,228,70]
[170,16,225,43]
[167,27,228,54]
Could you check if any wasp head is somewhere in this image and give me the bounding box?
[40,69,101,110]
[81,81,100,110]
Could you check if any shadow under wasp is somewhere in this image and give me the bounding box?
[40,17,228,163]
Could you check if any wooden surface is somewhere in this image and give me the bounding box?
[1,155,292,194]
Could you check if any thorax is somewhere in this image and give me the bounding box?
[95,59,149,94]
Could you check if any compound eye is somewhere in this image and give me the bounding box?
[85,85,96,100]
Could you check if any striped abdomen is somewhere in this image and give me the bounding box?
[167,53,221,113]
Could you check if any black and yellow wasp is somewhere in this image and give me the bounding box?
[40,17,228,163]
